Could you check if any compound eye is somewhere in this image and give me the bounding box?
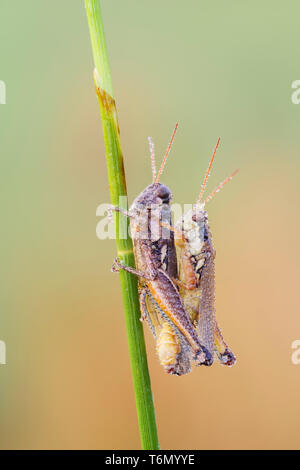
[156,185,171,202]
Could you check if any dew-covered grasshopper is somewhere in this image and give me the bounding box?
[174,138,238,367]
[111,125,212,375]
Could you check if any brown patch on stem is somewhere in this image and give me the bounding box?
[93,69,127,193]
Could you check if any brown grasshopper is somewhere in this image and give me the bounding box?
[111,125,212,375]
[174,138,238,367]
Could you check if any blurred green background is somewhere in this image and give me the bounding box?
[0,0,300,449]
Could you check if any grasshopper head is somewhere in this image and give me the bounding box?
[175,204,208,256]
[178,203,207,233]
[130,183,172,243]
[131,123,178,212]
[191,203,207,225]
[131,183,172,211]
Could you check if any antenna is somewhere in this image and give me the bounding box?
[197,137,220,203]
[204,169,239,204]
[155,123,178,184]
[148,136,156,183]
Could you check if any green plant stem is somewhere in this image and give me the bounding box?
[84,0,159,450]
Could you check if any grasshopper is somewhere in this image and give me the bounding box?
[111,125,212,375]
[174,138,238,367]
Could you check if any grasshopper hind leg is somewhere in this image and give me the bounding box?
[193,348,213,367]
[214,323,236,367]
[218,349,236,367]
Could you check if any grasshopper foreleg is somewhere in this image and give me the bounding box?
[172,278,196,291]
[138,287,149,322]
[108,205,133,219]
[111,257,154,281]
